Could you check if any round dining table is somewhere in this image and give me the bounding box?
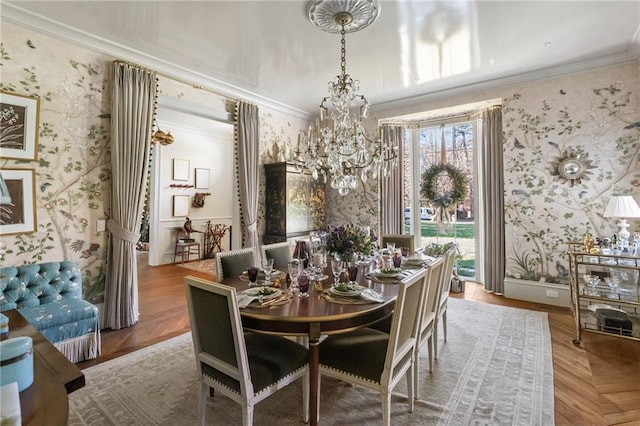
[221,268,400,426]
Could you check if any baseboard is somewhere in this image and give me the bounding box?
[504,278,570,307]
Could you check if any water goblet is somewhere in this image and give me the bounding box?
[298,273,310,298]
[261,257,275,285]
[331,259,344,285]
[247,266,259,288]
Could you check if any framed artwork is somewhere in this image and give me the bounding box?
[0,92,40,161]
[173,195,189,217]
[173,158,189,181]
[0,169,37,236]
[195,168,210,189]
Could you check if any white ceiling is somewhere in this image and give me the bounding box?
[2,1,639,117]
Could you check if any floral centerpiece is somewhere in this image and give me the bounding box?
[326,224,376,263]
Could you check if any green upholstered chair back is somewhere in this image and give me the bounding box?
[261,242,292,266]
[380,234,415,254]
[184,277,251,396]
[215,247,256,280]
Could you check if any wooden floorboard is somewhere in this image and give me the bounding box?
[76,257,640,425]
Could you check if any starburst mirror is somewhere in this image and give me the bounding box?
[549,148,596,187]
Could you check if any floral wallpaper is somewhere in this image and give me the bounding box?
[1,23,112,304]
[502,67,639,283]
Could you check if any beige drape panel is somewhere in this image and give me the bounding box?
[481,106,505,293]
[234,101,260,251]
[380,126,404,234]
[104,62,156,329]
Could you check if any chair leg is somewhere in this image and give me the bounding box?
[242,404,254,426]
[198,381,207,426]
[381,392,392,426]
[434,321,439,360]
[443,310,448,342]
[302,371,310,423]
[427,335,434,372]
[413,348,420,401]
[407,363,415,412]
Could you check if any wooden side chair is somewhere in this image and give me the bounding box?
[318,268,428,426]
[413,256,445,399]
[380,234,415,255]
[173,228,201,263]
[434,244,457,359]
[184,276,309,425]
[261,241,292,266]
[215,247,256,280]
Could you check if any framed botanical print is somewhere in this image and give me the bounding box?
[0,169,37,236]
[0,92,40,161]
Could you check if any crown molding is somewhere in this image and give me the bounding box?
[373,52,639,118]
[2,4,313,120]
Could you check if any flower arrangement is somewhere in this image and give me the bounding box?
[326,224,376,262]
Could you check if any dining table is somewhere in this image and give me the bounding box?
[221,264,419,426]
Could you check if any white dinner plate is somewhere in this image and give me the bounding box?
[330,284,363,297]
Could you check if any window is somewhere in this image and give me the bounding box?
[403,121,477,279]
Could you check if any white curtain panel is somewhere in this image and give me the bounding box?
[104,62,156,329]
[234,101,260,252]
[380,125,404,234]
[481,106,505,293]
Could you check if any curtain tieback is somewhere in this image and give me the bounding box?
[246,222,257,233]
[107,218,139,243]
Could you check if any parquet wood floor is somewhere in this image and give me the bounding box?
[77,258,640,425]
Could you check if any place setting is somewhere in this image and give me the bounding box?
[236,286,291,308]
[322,281,385,305]
[365,267,417,284]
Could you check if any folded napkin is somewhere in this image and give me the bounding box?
[360,288,384,303]
[237,294,256,308]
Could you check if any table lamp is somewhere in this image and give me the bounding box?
[603,195,640,247]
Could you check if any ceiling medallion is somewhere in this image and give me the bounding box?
[308,0,380,34]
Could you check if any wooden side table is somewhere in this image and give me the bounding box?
[4,310,85,426]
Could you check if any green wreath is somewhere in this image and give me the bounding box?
[420,164,468,209]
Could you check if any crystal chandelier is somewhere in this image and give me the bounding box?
[294,0,398,195]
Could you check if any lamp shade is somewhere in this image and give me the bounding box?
[603,196,640,218]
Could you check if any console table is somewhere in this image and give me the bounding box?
[4,309,85,425]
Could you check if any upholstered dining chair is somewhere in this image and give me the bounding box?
[215,247,256,280]
[433,244,457,360]
[380,234,415,255]
[412,256,445,399]
[261,241,292,266]
[184,276,309,426]
[318,268,428,426]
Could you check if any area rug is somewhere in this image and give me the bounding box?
[177,258,216,276]
[68,299,554,425]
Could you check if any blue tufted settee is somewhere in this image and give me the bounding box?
[0,261,100,363]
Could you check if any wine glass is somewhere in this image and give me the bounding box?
[288,260,301,291]
[261,257,275,285]
[298,273,310,298]
[386,241,396,254]
[247,266,259,288]
[331,259,343,286]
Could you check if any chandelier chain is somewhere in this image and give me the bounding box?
[340,24,347,84]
